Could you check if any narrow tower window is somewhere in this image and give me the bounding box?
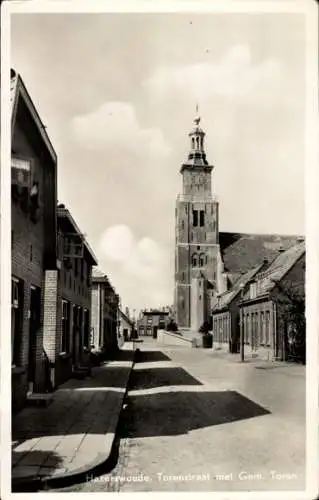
[196,137,199,149]
[193,210,198,227]
[192,137,195,149]
[191,254,198,267]
[200,210,205,227]
[199,254,205,267]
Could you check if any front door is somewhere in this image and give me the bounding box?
[28,286,41,385]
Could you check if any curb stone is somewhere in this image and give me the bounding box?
[12,353,137,492]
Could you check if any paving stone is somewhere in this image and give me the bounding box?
[13,438,41,453]
[15,450,50,467]
[12,466,40,478]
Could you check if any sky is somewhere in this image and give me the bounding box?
[11,11,306,313]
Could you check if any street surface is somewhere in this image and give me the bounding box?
[57,339,305,493]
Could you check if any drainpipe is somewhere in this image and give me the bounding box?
[239,283,245,362]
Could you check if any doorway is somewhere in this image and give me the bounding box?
[153,326,158,339]
[28,285,41,387]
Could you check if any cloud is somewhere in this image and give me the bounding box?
[143,44,285,108]
[99,224,169,282]
[70,101,171,158]
[98,224,173,310]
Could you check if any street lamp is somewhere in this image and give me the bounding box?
[239,283,245,362]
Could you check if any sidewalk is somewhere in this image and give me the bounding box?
[12,347,135,491]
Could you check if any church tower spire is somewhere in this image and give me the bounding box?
[174,109,219,330]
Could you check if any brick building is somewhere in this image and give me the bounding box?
[91,269,120,356]
[212,260,269,353]
[47,204,98,387]
[11,69,58,411]
[239,241,305,362]
[137,309,170,338]
[174,114,219,330]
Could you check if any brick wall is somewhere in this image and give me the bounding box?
[11,117,48,401]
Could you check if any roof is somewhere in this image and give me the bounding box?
[92,268,112,287]
[10,68,57,164]
[213,264,264,312]
[219,232,303,274]
[92,267,107,279]
[143,310,169,316]
[241,241,305,302]
[57,204,98,265]
[118,309,134,326]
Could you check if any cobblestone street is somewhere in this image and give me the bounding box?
[57,340,305,493]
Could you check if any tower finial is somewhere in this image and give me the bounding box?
[194,103,200,126]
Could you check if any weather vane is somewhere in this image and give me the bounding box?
[194,103,200,126]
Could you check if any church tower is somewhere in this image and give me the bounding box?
[174,111,219,329]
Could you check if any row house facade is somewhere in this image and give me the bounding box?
[212,240,305,362]
[11,69,58,411]
[137,310,170,338]
[91,270,120,356]
[239,241,305,362]
[49,204,98,387]
[212,260,268,353]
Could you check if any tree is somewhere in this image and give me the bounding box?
[273,280,305,363]
[199,321,211,335]
[166,318,178,332]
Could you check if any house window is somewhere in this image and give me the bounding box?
[12,157,31,183]
[247,313,251,344]
[61,300,70,353]
[191,253,198,267]
[200,210,205,227]
[12,278,23,366]
[193,210,198,227]
[250,282,257,299]
[265,311,270,345]
[260,312,265,345]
